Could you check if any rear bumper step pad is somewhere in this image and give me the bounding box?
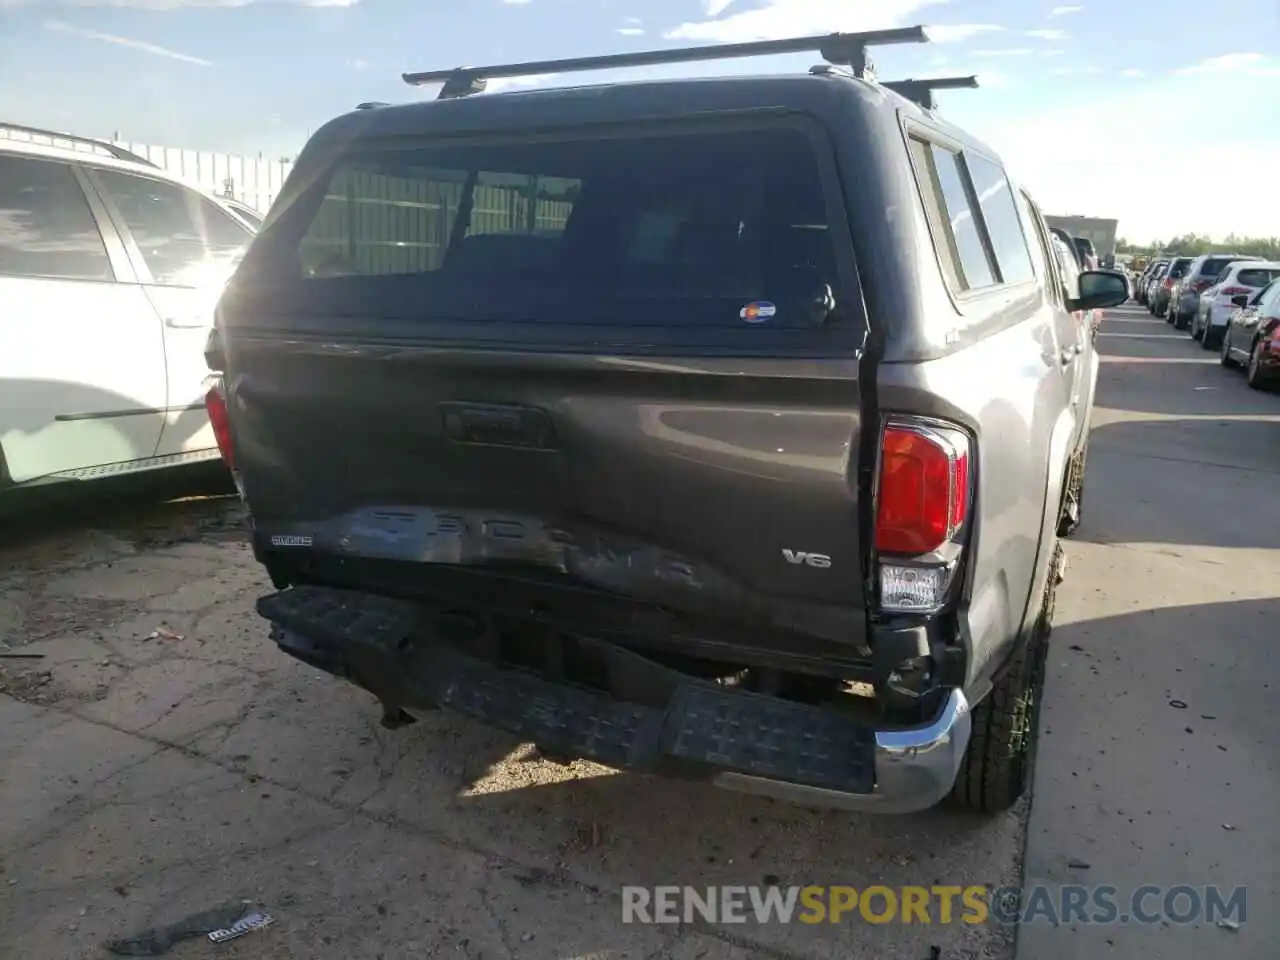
[257,585,970,813]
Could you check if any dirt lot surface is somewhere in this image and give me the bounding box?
[0,478,1021,960]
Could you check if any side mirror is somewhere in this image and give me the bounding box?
[1068,270,1129,313]
[1231,295,1250,309]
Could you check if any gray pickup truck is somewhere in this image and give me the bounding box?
[205,27,1128,816]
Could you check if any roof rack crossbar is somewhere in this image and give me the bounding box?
[882,75,978,110]
[0,121,158,168]
[405,25,930,99]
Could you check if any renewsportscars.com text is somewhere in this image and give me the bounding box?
[621,884,1247,927]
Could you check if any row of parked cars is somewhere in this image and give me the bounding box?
[1134,253,1280,389]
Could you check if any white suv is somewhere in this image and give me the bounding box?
[0,125,257,491]
[1191,259,1280,350]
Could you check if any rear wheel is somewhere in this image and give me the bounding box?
[1056,440,1088,538]
[1221,328,1241,368]
[1247,340,1276,391]
[1201,324,1222,351]
[949,540,1060,814]
[1190,310,1203,340]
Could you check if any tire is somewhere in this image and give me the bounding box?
[1246,339,1276,391]
[1190,310,1203,340]
[1201,325,1221,351]
[949,540,1060,814]
[1221,328,1241,368]
[1056,439,1087,538]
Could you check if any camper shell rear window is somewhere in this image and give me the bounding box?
[238,118,866,352]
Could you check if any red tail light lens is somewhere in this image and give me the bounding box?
[1221,286,1252,296]
[875,423,971,555]
[1162,278,1175,289]
[1191,280,1212,292]
[204,383,235,471]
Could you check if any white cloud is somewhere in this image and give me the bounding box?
[972,47,1036,57]
[1120,67,1145,78]
[926,24,1004,43]
[1173,52,1265,75]
[975,74,1278,240]
[705,0,736,15]
[43,19,211,63]
[1026,28,1069,40]
[5,0,357,6]
[1049,4,1083,16]
[484,73,557,93]
[664,0,950,44]
[617,27,644,36]
[501,0,533,4]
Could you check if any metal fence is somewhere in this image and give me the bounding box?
[303,167,576,275]
[0,126,295,215]
[107,139,294,215]
[1,126,578,270]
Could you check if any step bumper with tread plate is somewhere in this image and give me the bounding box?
[257,585,970,814]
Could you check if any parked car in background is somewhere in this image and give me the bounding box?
[1171,254,1259,330]
[209,28,1130,817]
[1192,260,1280,348]
[1221,277,1280,389]
[1142,260,1170,307]
[0,123,256,497]
[222,197,266,230]
[1152,256,1192,318]
[1072,236,1099,271]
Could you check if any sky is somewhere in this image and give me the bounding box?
[1,0,1277,242]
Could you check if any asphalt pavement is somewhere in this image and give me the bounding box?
[1019,302,1280,958]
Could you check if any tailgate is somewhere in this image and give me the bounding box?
[228,337,867,615]
[219,112,873,630]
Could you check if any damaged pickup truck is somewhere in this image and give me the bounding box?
[205,28,1129,815]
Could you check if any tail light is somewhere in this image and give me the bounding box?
[1221,286,1252,297]
[874,418,973,613]
[1191,279,1212,293]
[204,380,235,471]
[1162,278,1175,289]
